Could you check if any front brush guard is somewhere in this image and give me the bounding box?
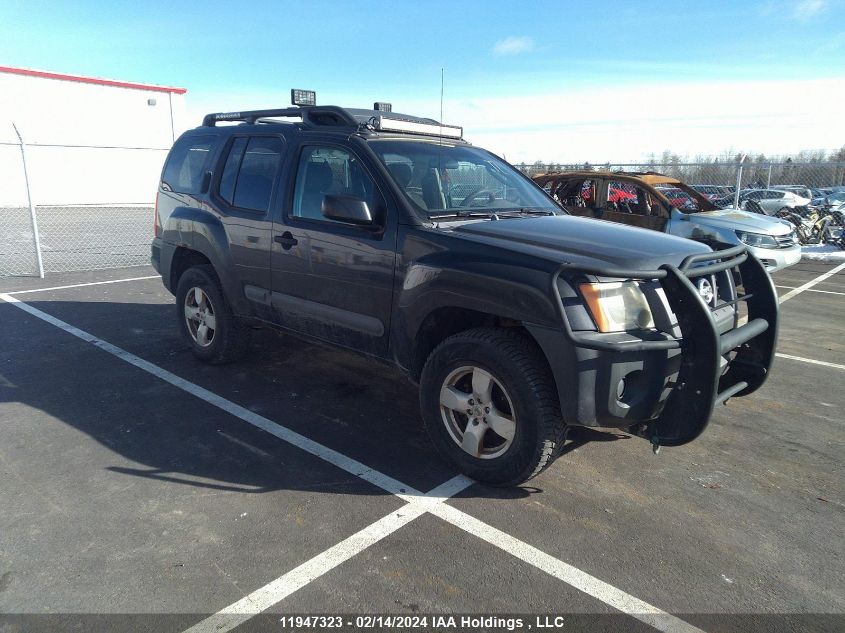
[552,244,779,448]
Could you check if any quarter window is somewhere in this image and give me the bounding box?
[161,136,214,194]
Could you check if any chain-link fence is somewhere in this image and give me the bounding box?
[0,206,40,277]
[1,130,165,277]
[27,205,152,273]
[2,200,155,278]
[5,143,845,278]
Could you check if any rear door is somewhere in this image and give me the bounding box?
[269,141,397,358]
[210,135,286,320]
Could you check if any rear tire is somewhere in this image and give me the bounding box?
[420,327,566,485]
[175,265,251,364]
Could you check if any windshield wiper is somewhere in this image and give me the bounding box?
[514,208,556,215]
[432,207,556,220]
[430,210,498,219]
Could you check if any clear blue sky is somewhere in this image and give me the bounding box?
[2,0,844,160]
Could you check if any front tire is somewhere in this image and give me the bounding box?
[420,327,566,485]
[175,265,251,364]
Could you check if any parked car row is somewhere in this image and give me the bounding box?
[533,171,801,272]
[712,188,812,215]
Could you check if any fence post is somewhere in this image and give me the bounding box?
[733,154,746,210]
[766,164,772,189]
[12,122,45,278]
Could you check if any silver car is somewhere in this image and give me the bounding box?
[738,189,811,215]
[668,207,801,272]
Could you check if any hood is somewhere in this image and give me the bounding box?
[447,215,712,270]
[688,209,793,235]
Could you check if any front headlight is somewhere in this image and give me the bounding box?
[735,230,778,249]
[579,281,655,333]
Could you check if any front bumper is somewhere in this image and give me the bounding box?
[749,243,802,272]
[533,244,778,449]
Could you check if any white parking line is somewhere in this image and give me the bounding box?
[184,475,475,633]
[775,285,845,297]
[778,262,845,303]
[775,353,845,371]
[183,505,430,633]
[0,291,705,633]
[429,503,704,633]
[5,275,159,295]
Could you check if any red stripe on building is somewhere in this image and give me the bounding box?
[0,65,187,94]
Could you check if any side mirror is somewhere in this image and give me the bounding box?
[322,193,374,225]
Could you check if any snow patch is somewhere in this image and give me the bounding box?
[801,245,845,261]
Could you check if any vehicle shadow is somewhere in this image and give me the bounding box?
[1,299,631,502]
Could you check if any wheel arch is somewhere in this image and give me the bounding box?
[406,305,550,383]
[162,206,250,315]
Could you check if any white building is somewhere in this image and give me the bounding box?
[0,65,187,206]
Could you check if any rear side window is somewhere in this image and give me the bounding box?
[161,136,215,194]
[218,138,248,205]
[217,136,284,212]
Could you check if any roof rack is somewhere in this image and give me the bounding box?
[202,105,464,139]
[202,105,359,128]
[202,89,463,138]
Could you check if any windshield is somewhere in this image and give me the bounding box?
[369,140,557,217]
[654,182,717,213]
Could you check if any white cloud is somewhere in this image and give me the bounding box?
[492,36,534,56]
[792,0,827,19]
[434,78,845,162]
[181,78,845,163]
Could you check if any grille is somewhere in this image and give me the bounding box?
[775,232,797,248]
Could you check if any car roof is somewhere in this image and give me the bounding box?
[532,170,683,187]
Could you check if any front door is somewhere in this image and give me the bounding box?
[270,142,397,358]
[599,180,670,232]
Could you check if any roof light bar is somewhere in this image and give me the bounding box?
[291,89,316,106]
[375,116,463,139]
[373,101,392,112]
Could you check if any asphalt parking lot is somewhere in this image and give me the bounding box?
[1,261,843,633]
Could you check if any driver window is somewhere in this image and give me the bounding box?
[606,181,641,213]
[292,146,381,223]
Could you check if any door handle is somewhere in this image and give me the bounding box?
[274,231,298,250]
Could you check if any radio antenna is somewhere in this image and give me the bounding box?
[439,68,444,143]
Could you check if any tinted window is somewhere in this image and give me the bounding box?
[162,136,214,194]
[218,137,248,205]
[233,137,284,212]
[292,146,381,223]
[216,137,284,212]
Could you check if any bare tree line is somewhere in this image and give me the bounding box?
[516,146,845,188]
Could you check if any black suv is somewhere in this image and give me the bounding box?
[151,91,778,485]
